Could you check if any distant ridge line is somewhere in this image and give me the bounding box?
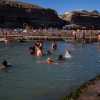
[0,0,43,9]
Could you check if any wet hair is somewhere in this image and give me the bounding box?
[58,54,65,60]
[2,60,8,67]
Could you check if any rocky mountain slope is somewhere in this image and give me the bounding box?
[62,10,100,29]
[0,0,66,28]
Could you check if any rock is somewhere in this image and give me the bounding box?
[62,10,100,29]
[0,0,66,28]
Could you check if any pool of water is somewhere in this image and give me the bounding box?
[0,41,100,100]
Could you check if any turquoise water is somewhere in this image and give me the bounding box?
[0,42,100,100]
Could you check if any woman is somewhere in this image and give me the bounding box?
[36,47,43,57]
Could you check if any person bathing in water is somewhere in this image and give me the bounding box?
[58,54,66,61]
[29,41,44,57]
[64,49,72,59]
[46,49,52,55]
[0,60,11,70]
[39,49,71,64]
[37,57,55,64]
[51,41,57,51]
[35,41,44,57]
[36,47,43,57]
[46,57,55,64]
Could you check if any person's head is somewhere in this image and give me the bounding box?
[58,54,64,60]
[47,58,54,63]
[2,60,8,67]
[47,58,51,61]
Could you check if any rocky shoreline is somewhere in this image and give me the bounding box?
[63,75,100,100]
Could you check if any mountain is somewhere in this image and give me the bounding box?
[0,0,42,9]
[0,0,66,28]
[62,10,100,29]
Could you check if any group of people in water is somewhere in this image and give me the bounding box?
[0,41,71,70]
[29,40,71,64]
[29,40,57,57]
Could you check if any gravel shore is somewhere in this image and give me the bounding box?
[63,75,100,100]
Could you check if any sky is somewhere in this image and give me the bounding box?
[21,0,100,14]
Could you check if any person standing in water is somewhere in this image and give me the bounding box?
[64,49,72,59]
[51,41,57,51]
[36,46,43,57]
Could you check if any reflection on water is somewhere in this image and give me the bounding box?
[0,42,100,100]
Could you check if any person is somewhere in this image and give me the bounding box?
[0,60,9,70]
[51,41,57,50]
[58,54,65,61]
[37,57,55,64]
[64,49,72,59]
[34,41,44,57]
[2,60,9,67]
[46,57,54,64]
[36,47,43,57]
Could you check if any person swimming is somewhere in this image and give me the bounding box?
[58,54,65,61]
[46,57,55,64]
[2,60,8,67]
[37,57,55,64]
[36,47,43,57]
[0,60,10,70]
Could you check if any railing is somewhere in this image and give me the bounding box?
[0,29,99,42]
